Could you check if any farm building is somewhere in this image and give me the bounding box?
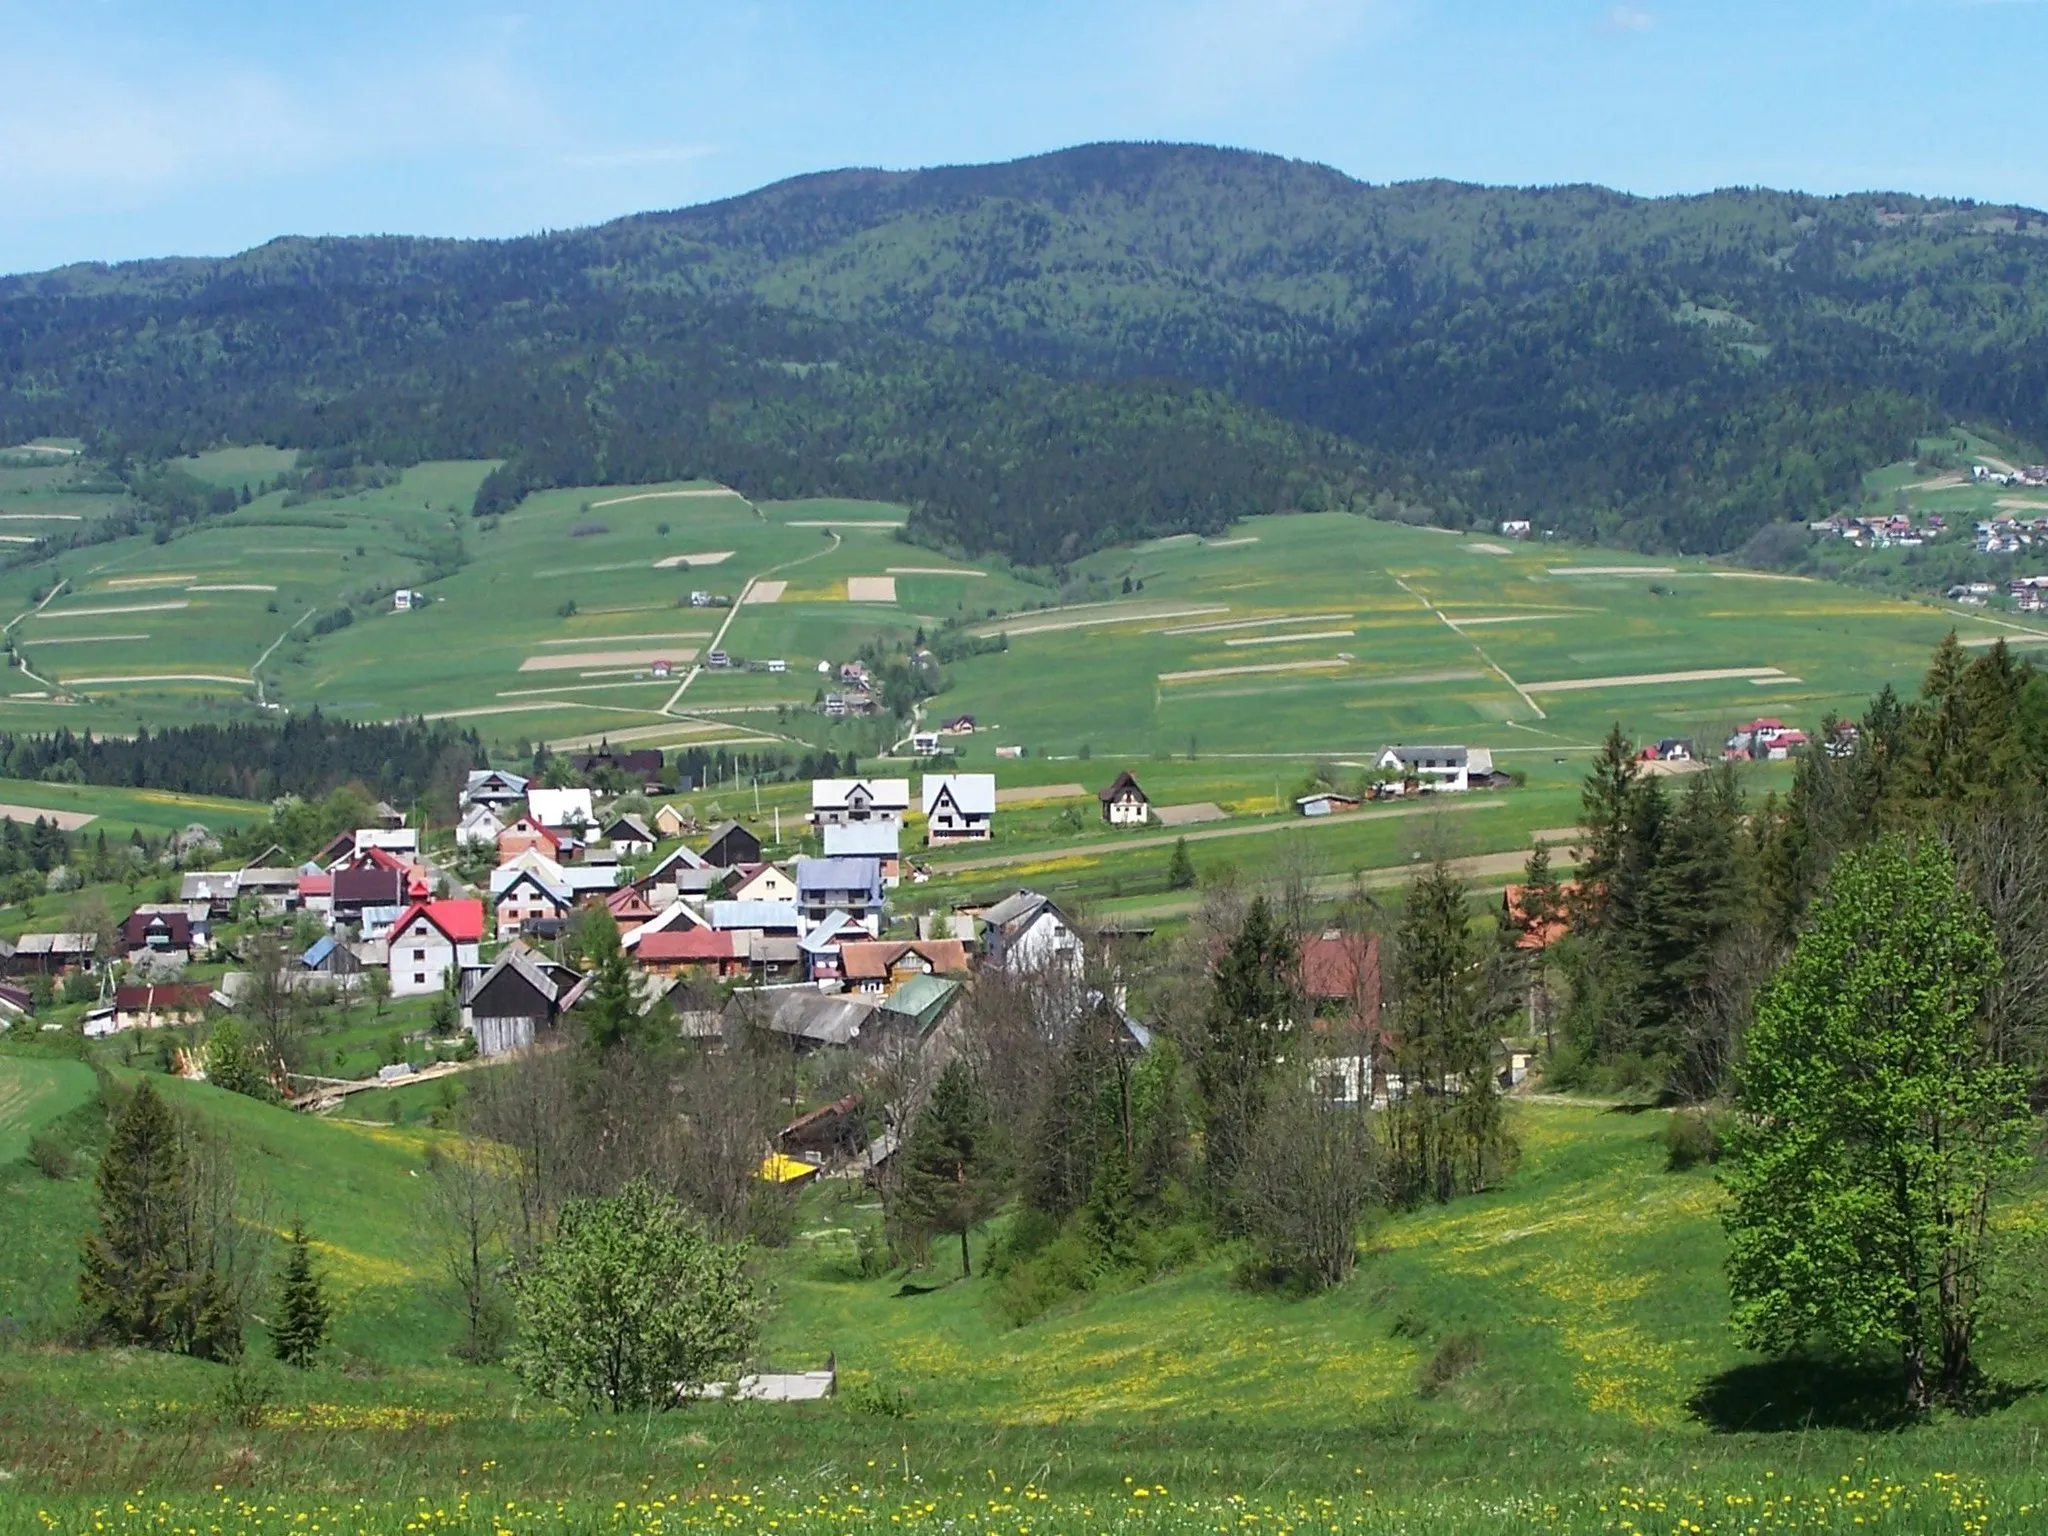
[702,820,763,868]
[463,947,586,1056]
[601,813,656,855]
[1098,771,1151,827]
[110,983,216,1035]
[3,932,98,975]
[1372,744,1472,794]
[1295,790,1362,817]
[922,773,996,844]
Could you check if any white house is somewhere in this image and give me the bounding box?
[456,803,506,850]
[462,769,530,808]
[1097,771,1150,827]
[922,773,996,844]
[387,900,484,998]
[394,588,423,611]
[811,778,912,827]
[980,890,1082,978]
[526,787,597,831]
[822,820,903,885]
[1371,745,1470,794]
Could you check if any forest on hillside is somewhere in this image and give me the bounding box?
[5,143,2048,559]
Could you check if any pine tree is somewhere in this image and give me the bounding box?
[1166,836,1196,890]
[897,1059,1003,1277]
[578,908,645,1056]
[79,1079,189,1347]
[270,1222,331,1369]
[1576,724,1638,925]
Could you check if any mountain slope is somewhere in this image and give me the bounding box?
[6,142,2048,558]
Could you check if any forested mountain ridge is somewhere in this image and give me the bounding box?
[6,142,2048,558]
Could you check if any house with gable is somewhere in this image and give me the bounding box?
[601,812,656,856]
[921,773,996,845]
[1098,771,1150,827]
[457,802,507,850]
[810,778,911,828]
[702,820,763,868]
[979,890,1082,978]
[795,857,885,936]
[729,863,798,904]
[462,769,530,809]
[387,899,485,998]
[492,862,575,933]
[497,815,561,864]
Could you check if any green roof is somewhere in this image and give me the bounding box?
[880,974,963,1034]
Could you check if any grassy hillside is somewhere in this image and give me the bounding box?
[6,1064,2048,1531]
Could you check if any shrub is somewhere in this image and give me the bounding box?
[1665,1106,1730,1171]
[27,1132,72,1180]
[844,1377,911,1418]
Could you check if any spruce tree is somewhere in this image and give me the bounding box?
[79,1078,189,1347]
[898,1059,1002,1277]
[1166,836,1196,891]
[271,1222,332,1369]
[1196,896,1295,1204]
[1576,723,1639,924]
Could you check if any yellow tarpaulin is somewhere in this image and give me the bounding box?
[759,1153,819,1185]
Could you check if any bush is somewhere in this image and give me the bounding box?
[844,1377,911,1418]
[27,1132,72,1180]
[1664,1106,1730,1171]
[215,1361,281,1429]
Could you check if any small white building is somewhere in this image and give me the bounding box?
[456,803,506,850]
[394,588,423,611]
[922,773,996,844]
[1097,771,1150,827]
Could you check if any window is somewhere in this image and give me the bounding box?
[414,973,426,986]
[413,949,427,962]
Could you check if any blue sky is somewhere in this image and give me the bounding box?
[3,0,2044,275]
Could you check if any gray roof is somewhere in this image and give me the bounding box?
[709,900,799,931]
[795,856,883,896]
[180,871,241,901]
[822,821,901,858]
[728,987,878,1047]
[981,889,1052,929]
[799,910,857,953]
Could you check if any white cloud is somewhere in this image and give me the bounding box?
[1607,4,1656,30]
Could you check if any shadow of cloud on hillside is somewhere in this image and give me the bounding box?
[1689,1358,1923,1432]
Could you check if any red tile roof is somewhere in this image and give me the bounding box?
[1299,932,1381,1007]
[298,872,332,896]
[389,899,485,945]
[637,928,739,963]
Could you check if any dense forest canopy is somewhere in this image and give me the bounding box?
[6,143,2048,558]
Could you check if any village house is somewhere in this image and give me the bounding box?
[1299,929,1384,1107]
[810,778,911,827]
[728,862,798,904]
[979,890,1082,977]
[331,866,405,925]
[496,815,561,864]
[604,884,659,926]
[297,871,333,920]
[1372,744,1473,794]
[1638,738,1697,763]
[708,899,803,936]
[939,714,977,735]
[637,844,722,907]
[462,947,586,1055]
[922,773,995,844]
[1098,771,1151,827]
[462,769,530,808]
[387,899,485,998]
[725,986,879,1053]
[235,867,300,916]
[525,787,597,832]
[636,926,749,980]
[2,932,98,976]
[795,857,885,935]
[652,803,694,838]
[111,983,215,1035]
[121,909,193,960]
[299,934,364,982]
[456,802,507,850]
[835,939,971,997]
[492,864,574,933]
[702,820,764,868]
[822,820,902,884]
[180,870,243,920]
[600,812,656,856]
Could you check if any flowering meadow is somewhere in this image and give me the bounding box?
[13,1470,2033,1536]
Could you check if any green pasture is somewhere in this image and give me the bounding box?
[8,1070,2048,1528]
[932,514,1997,762]
[0,777,265,845]
[0,1049,94,1162]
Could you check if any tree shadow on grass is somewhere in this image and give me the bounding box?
[1689,1358,1921,1432]
[1690,1358,2044,1432]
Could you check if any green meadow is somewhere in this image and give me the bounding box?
[6,1048,2048,1532]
